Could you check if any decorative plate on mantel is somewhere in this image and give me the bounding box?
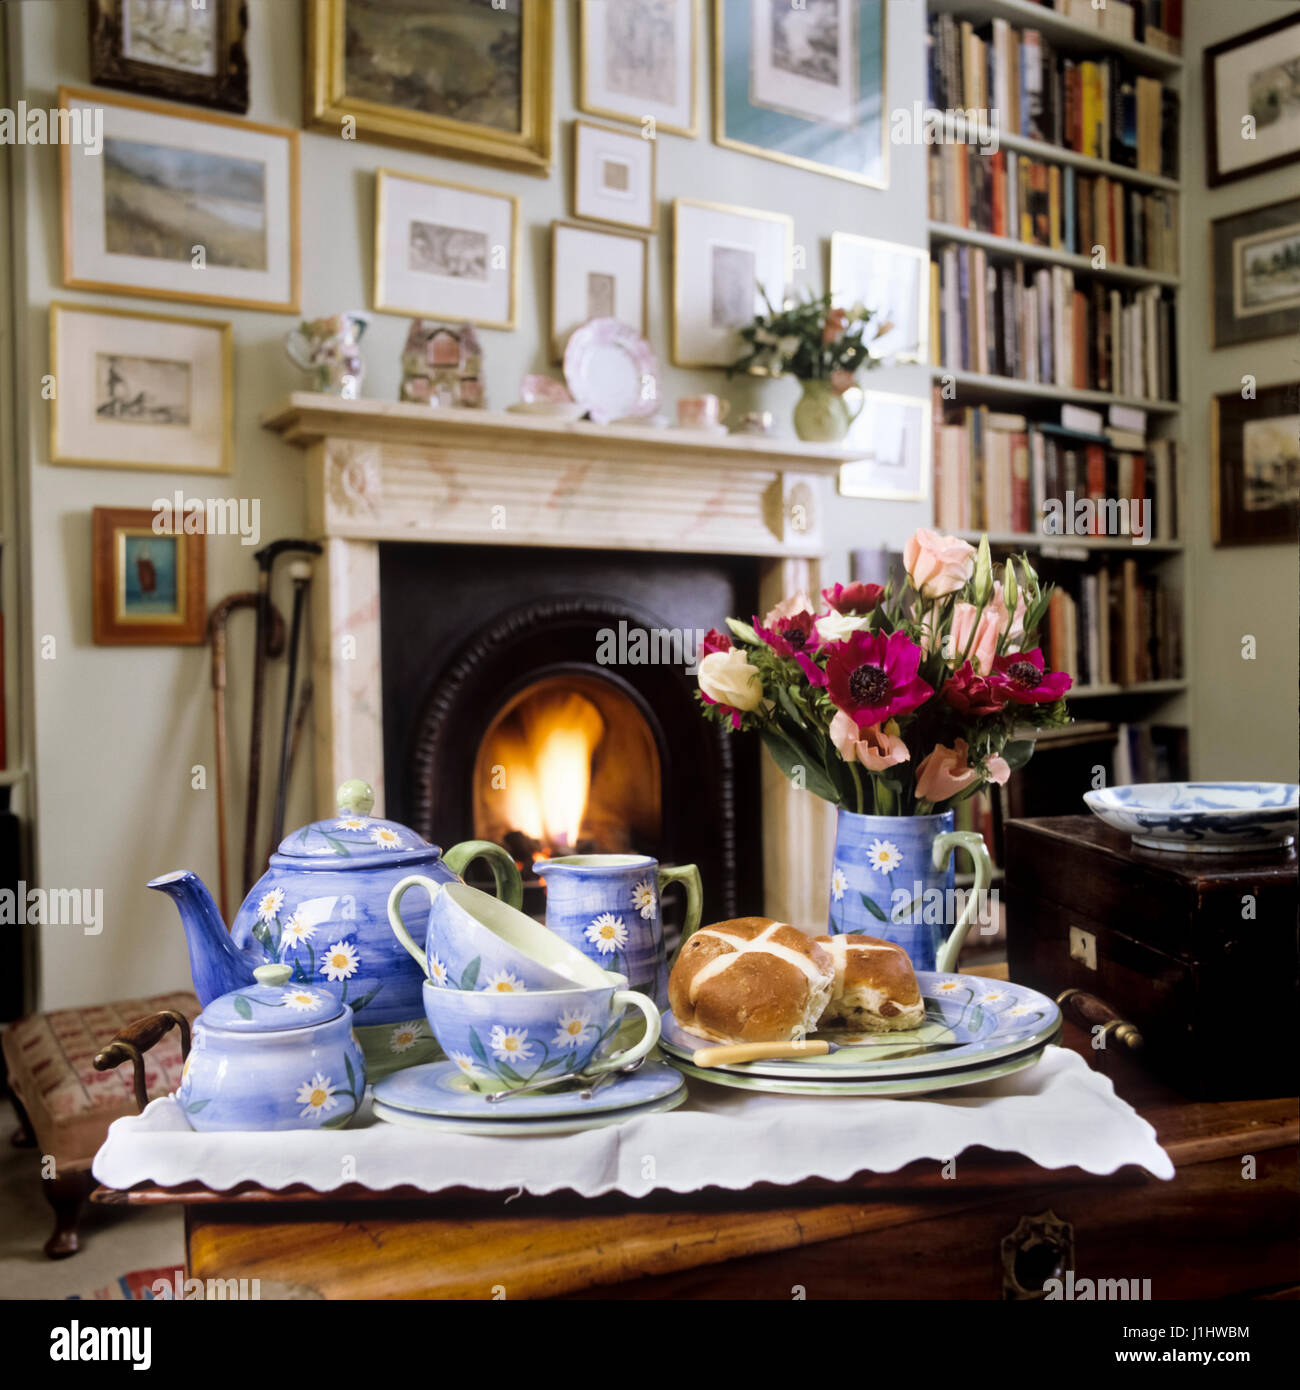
[562,317,660,424]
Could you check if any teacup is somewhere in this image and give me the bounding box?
[387,878,604,993]
[677,394,729,430]
[422,970,660,1092]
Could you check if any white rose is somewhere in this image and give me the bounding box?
[815,611,871,644]
[698,648,764,712]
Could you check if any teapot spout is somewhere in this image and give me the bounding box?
[148,870,254,1005]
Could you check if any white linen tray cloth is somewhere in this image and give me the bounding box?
[92,1046,1174,1198]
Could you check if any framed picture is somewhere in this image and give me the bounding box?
[829,232,927,364]
[1211,198,1300,349]
[59,86,299,313]
[49,304,232,474]
[305,0,552,174]
[551,221,648,361]
[672,197,792,367]
[572,119,657,232]
[92,506,206,645]
[374,169,519,329]
[579,0,699,138]
[714,0,886,189]
[1205,13,1300,187]
[838,391,931,501]
[1212,384,1300,546]
[88,0,249,112]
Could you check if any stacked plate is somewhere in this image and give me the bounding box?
[659,972,1062,1097]
[371,1058,686,1136]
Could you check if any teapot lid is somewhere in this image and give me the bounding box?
[274,779,439,865]
[199,964,345,1034]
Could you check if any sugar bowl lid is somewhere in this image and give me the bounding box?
[274,779,437,863]
[200,964,344,1034]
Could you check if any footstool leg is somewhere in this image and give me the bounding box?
[43,1173,90,1259]
[9,1094,37,1148]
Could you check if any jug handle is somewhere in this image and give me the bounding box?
[387,874,440,974]
[931,831,992,974]
[658,863,702,966]
[443,840,523,910]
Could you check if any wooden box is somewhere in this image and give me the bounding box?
[1005,816,1299,1099]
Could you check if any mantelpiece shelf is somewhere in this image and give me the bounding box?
[928,223,1179,288]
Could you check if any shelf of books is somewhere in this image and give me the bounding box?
[926,0,1188,907]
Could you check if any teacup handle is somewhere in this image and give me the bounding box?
[387,874,440,975]
[931,831,992,974]
[585,990,661,1075]
[658,863,702,964]
[443,840,523,910]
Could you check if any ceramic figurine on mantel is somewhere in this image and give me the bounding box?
[400,320,486,408]
[695,530,1073,973]
[284,312,369,398]
[728,288,885,443]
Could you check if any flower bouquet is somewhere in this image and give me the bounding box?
[694,529,1073,969]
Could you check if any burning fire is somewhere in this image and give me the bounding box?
[490,691,605,851]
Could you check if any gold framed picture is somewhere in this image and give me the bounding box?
[838,391,931,502]
[305,0,553,174]
[829,232,928,364]
[374,169,519,330]
[59,86,299,312]
[572,119,658,232]
[551,220,649,362]
[1212,384,1300,546]
[579,0,700,139]
[49,303,233,474]
[92,506,206,646]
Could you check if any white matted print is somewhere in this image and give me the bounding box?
[830,232,927,364]
[59,86,298,311]
[750,0,856,128]
[838,391,930,501]
[580,0,699,137]
[673,198,792,366]
[49,303,232,473]
[573,119,656,231]
[374,169,518,329]
[551,221,648,361]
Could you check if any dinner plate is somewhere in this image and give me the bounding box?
[373,1058,684,1120]
[669,1037,1058,1098]
[1084,782,1299,852]
[658,972,1060,1080]
[563,317,659,425]
[372,1088,685,1136]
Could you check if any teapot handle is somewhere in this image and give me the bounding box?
[443,840,523,910]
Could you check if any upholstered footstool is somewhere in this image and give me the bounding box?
[2,990,198,1257]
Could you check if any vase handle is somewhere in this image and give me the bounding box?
[931,831,992,974]
[659,863,702,967]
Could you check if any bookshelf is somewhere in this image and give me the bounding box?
[928,222,1179,287]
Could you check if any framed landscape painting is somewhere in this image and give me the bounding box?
[1206,12,1300,187]
[60,87,298,312]
[306,0,553,173]
[1212,198,1300,349]
[1212,384,1300,546]
[92,506,206,646]
[714,0,886,188]
[579,0,699,138]
[49,303,232,474]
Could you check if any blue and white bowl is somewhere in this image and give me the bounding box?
[1084,782,1299,853]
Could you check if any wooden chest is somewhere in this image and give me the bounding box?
[1005,816,1299,1099]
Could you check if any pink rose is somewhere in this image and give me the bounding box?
[829,711,910,772]
[947,602,1001,676]
[762,589,815,626]
[823,307,848,343]
[914,738,978,803]
[904,529,976,599]
[830,369,856,395]
[985,754,1011,786]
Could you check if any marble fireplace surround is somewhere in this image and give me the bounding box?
[263,394,865,924]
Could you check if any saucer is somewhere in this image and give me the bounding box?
[372,1058,685,1120]
[372,1089,685,1136]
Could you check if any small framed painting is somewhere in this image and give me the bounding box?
[838,391,931,502]
[551,221,648,361]
[88,0,249,112]
[306,0,553,173]
[672,197,792,367]
[579,0,700,138]
[49,304,232,474]
[1206,13,1300,187]
[374,169,519,330]
[1211,198,1300,349]
[829,232,928,364]
[714,0,887,189]
[1212,384,1300,546]
[92,506,206,645]
[572,119,657,231]
[59,86,299,312]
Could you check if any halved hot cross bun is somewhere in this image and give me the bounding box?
[814,933,925,1033]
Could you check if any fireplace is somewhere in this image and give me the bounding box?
[379,543,763,924]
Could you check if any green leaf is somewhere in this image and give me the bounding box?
[345,1052,356,1092]
[496,1062,526,1085]
[233,995,252,1020]
[966,1004,985,1033]
[760,729,842,804]
[774,684,807,729]
[891,894,922,924]
[1001,739,1036,772]
[460,957,481,992]
[859,892,889,922]
[185,1099,211,1113]
[468,1028,488,1063]
[349,987,381,1013]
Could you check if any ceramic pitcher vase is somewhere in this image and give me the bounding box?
[827,809,992,973]
[792,378,863,443]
